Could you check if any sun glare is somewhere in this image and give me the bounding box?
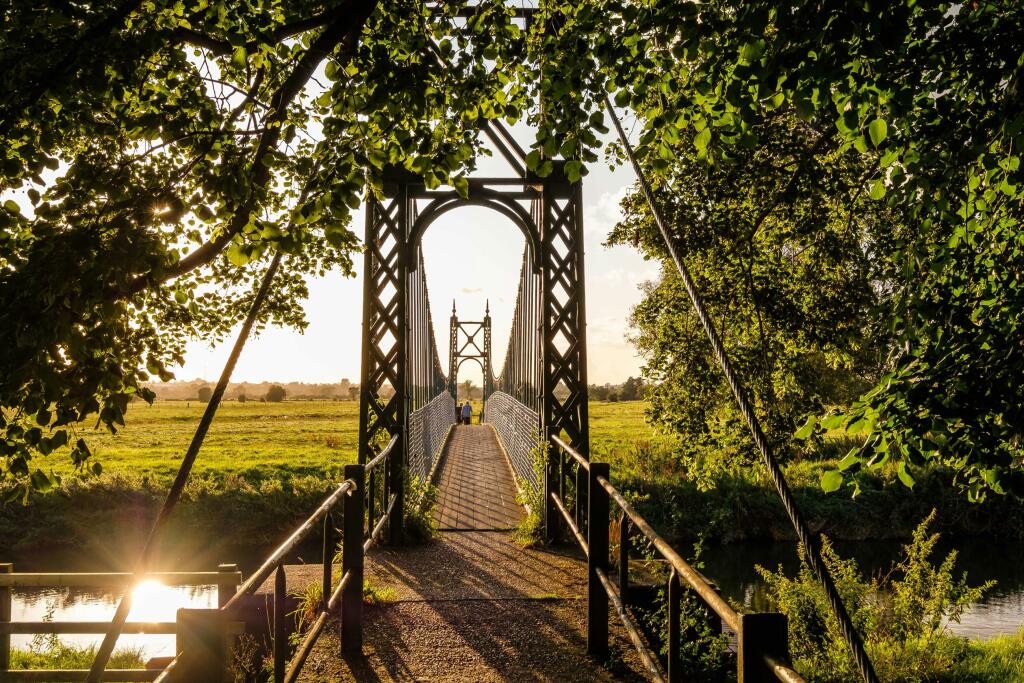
[129,580,179,623]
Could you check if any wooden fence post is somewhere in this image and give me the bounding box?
[273,564,286,683]
[667,569,681,683]
[176,608,229,683]
[543,428,560,542]
[1,563,11,673]
[342,463,365,653]
[587,462,609,659]
[388,432,404,545]
[216,564,237,609]
[738,612,790,683]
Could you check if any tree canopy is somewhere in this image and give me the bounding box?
[2,0,1023,502]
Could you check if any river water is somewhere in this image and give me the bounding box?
[701,537,1024,640]
[8,538,1023,661]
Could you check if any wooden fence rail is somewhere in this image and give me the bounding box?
[0,566,241,683]
[153,432,401,683]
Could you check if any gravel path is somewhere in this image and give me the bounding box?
[294,426,648,681]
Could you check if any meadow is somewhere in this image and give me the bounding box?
[57,399,671,483]
[63,399,363,481]
[4,399,1023,562]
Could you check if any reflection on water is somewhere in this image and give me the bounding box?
[700,538,1024,640]
[11,582,218,660]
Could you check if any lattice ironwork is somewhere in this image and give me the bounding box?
[448,302,492,401]
[358,129,590,538]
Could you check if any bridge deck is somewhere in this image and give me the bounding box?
[434,424,523,530]
[296,425,646,681]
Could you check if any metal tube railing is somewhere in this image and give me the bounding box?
[153,433,401,683]
[546,434,805,683]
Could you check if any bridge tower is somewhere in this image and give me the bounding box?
[356,9,590,536]
[448,302,493,403]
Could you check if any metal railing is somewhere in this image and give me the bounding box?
[0,567,241,682]
[547,434,805,683]
[152,433,401,683]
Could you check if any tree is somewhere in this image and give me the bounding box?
[265,385,286,403]
[459,379,476,401]
[0,1,533,494]
[586,1,1024,499]
[347,386,359,401]
[197,386,213,403]
[610,112,887,482]
[237,391,247,404]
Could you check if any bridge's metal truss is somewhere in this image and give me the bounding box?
[448,303,492,401]
[357,120,590,497]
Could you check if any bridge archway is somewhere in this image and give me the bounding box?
[357,164,591,516]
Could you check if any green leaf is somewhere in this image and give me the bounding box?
[820,469,844,493]
[30,469,54,492]
[226,241,251,266]
[232,46,248,70]
[3,199,20,214]
[565,160,583,183]
[794,416,816,440]
[452,176,469,199]
[694,127,711,152]
[837,450,860,471]
[869,180,886,200]
[897,461,915,489]
[868,118,888,147]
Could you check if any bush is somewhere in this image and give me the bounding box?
[237,391,247,403]
[404,469,438,544]
[265,385,286,402]
[197,385,212,403]
[512,432,546,546]
[757,511,994,682]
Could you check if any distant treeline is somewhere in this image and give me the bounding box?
[145,379,358,402]
[146,378,643,403]
[588,377,645,402]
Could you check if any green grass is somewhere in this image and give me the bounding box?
[11,641,145,671]
[58,399,360,482]
[6,399,1023,559]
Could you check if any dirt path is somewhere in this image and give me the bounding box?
[297,425,647,682]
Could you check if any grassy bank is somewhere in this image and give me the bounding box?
[3,400,1022,563]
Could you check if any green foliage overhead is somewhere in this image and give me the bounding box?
[0,0,543,497]
[597,1,1024,499]
[3,0,1023,505]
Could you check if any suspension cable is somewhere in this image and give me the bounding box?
[87,251,284,681]
[603,97,879,683]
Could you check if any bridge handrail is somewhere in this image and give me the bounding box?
[155,433,402,683]
[548,435,805,683]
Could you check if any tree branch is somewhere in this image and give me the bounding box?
[126,0,379,295]
[172,7,352,56]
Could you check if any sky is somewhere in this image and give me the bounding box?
[177,127,659,386]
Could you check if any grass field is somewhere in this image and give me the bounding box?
[53,399,667,484]
[8,398,1024,560]
[64,399,363,481]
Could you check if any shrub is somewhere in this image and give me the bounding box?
[197,385,212,403]
[757,511,994,682]
[265,384,286,402]
[237,391,247,403]
[404,469,439,544]
[512,431,547,546]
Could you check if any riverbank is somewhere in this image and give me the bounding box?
[4,401,1024,564]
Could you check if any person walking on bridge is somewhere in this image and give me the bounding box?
[461,401,472,425]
